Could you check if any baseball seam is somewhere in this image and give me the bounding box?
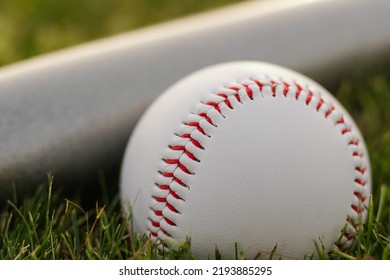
[147,77,369,252]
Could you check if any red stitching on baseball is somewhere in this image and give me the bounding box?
[198,113,214,125]
[283,82,289,96]
[271,81,277,96]
[184,149,199,162]
[342,128,352,135]
[354,191,366,203]
[355,167,366,175]
[170,190,183,200]
[179,133,191,139]
[170,145,185,151]
[161,228,171,237]
[186,122,206,135]
[167,203,180,213]
[353,152,363,157]
[217,93,228,98]
[325,105,335,118]
[229,86,240,92]
[178,163,193,175]
[158,184,170,190]
[253,79,263,91]
[295,83,302,100]
[205,101,221,114]
[243,85,254,99]
[173,176,187,187]
[306,90,313,105]
[351,205,364,214]
[164,159,179,164]
[164,217,177,226]
[217,93,234,109]
[190,138,204,149]
[354,178,366,187]
[349,140,359,146]
[151,220,160,227]
[336,117,345,124]
[154,196,166,203]
[147,77,369,250]
[162,172,174,178]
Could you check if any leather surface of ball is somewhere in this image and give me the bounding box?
[120,61,371,259]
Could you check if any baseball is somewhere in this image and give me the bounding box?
[120,61,371,259]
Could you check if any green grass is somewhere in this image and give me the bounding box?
[0,0,389,259]
[0,173,195,260]
[0,176,389,259]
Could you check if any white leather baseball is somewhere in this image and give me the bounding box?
[120,61,371,259]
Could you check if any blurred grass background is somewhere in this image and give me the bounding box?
[0,0,246,67]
